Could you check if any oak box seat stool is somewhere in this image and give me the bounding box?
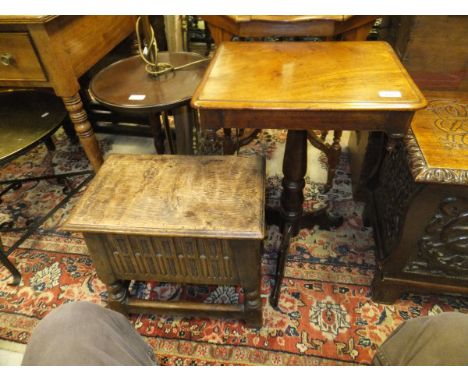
[62,154,265,328]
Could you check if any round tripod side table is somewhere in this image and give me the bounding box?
[89,52,209,155]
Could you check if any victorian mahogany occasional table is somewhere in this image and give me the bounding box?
[202,16,378,191]
[89,52,209,155]
[191,41,427,307]
[0,16,136,171]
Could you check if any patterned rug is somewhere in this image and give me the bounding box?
[1,128,467,366]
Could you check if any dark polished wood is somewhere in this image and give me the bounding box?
[191,41,427,307]
[0,15,136,171]
[62,154,265,327]
[368,91,468,303]
[89,52,209,154]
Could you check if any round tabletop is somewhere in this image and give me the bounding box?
[0,90,67,166]
[89,52,209,114]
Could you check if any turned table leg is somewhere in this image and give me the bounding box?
[269,130,343,308]
[62,93,103,171]
[270,130,308,307]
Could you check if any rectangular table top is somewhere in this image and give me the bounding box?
[62,154,265,239]
[407,90,467,184]
[192,41,427,112]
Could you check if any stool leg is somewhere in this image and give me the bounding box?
[83,234,129,314]
[231,240,263,328]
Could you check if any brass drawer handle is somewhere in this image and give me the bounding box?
[1,53,15,66]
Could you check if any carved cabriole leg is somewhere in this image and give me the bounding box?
[83,234,128,314]
[231,240,262,328]
[62,94,103,171]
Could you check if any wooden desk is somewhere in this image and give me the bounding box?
[191,41,427,307]
[0,15,136,171]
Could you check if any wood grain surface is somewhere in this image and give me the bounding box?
[408,91,467,182]
[63,154,265,239]
[192,41,427,111]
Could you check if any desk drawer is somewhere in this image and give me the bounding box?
[0,33,46,81]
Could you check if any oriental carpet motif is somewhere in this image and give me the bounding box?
[1,128,467,366]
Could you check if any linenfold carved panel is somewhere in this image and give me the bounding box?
[103,234,239,284]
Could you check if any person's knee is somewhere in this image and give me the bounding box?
[22,302,157,365]
[45,301,109,322]
[373,312,468,366]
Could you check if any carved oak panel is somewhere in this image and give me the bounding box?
[103,234,239,285]
[404,196,468,279]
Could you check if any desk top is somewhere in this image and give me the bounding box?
[192,41,427,112]
[62,154,265,239]
[406,91,467,185]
